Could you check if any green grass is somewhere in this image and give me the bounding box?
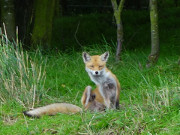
[0,48,179,134]
[0,7,180,135]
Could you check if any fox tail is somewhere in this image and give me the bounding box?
[23,103,82,118]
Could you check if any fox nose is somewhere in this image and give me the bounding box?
[95,71,98,75]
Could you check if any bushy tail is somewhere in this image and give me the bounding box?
[23,103,82,118]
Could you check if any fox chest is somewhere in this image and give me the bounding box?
[98,78,117,99]
[89,74,117,97]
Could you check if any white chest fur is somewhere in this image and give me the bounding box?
[87,69,110,85]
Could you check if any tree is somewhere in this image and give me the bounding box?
[146,0,159,68]
[0,0,15,41]
[31,0,55,48]
[111,0,125,61]
[14,0,34,45]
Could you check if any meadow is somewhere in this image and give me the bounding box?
[0,8,180,134]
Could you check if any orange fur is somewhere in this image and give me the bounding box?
[81,86,106,112]
[82,52,121,109]
[23,103,82,117]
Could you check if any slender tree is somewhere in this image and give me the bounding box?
[0,0,15,41]
[31,0,55,48]
[147,0,159,68]
[111,0,125,61]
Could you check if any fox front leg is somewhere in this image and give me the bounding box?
[104,98,111,109]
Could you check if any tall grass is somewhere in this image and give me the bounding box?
[0,33,46,108]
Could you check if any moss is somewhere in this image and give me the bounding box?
[31,0,55,48]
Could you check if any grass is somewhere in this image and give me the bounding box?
[0,47,179,134]
[0,7,180,135]
[0,41,46,108]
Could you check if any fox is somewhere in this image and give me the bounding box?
[23,103,82,118]
[23,86,105,118]
[81,86,106,112]
[82,52,120,109]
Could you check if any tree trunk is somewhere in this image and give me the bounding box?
[14,0,34,46]
[31,0,55,49]
[116,21,123,61]
[111,0,125,61]
[0,0,15,41]
[147,0,159,68]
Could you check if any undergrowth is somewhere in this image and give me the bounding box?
[0,36,46,108]
[0,45,179,134]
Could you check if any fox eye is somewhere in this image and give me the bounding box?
[90,65,94,68]
[99,65,103,68]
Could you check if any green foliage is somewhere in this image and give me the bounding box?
[52,13,115,51]
[0,38,46,108]
[52,7,180,53]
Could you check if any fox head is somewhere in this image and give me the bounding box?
[82,52,109,76]
[81,86,106,112]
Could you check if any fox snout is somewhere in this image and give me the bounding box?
[92,70,101,76]
[95,71,99,75]
[82,52,109,77]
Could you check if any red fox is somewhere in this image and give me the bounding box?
[23,103,82,118]
[81,86,106,112]
[23,86,105,117]
[23,52,119,117]
[82,52,120,109]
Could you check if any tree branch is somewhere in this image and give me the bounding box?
[111,0,118,11]
[118,0,125,13]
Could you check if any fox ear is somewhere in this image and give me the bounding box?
[82,52,91,63]
[101,51,109,62]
